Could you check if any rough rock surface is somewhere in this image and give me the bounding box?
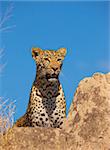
[0,72,110,150]
[64,72,110,149]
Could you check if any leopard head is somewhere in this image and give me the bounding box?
[32,47,66,80]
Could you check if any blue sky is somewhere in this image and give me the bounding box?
[0,1,109,121]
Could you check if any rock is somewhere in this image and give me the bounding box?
[64,72,110,149]
[0,127,76,150]
[0,72,110,150]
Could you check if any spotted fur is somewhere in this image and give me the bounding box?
[15,47,66,128]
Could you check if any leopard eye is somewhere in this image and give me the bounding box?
[44,58,50,61]
[57,58,62,62]
[44,58,50,65]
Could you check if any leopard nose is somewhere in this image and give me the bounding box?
[52,67,58,71]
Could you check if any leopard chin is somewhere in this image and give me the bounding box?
[48,78,58,82]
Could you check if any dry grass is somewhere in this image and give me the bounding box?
[0,2,15,32]
[0,2,16,137]
[0,97,16,135]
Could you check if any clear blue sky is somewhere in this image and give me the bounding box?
[0,1,109,121]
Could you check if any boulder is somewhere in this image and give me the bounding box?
[64,72,110,149]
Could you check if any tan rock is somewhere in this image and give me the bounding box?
[0,127,75,150]
[64,72,110,149]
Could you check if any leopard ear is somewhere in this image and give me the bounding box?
[32,47,42,60]
[57,48,67,57]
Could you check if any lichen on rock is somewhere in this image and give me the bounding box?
[64,72,110,149]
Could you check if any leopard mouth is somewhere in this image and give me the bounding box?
[46,74,58,81]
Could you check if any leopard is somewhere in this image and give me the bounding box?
[15,47,67,128]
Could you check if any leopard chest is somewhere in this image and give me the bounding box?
[27,85,66,128]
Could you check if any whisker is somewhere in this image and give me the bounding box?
[60,70,70,87]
